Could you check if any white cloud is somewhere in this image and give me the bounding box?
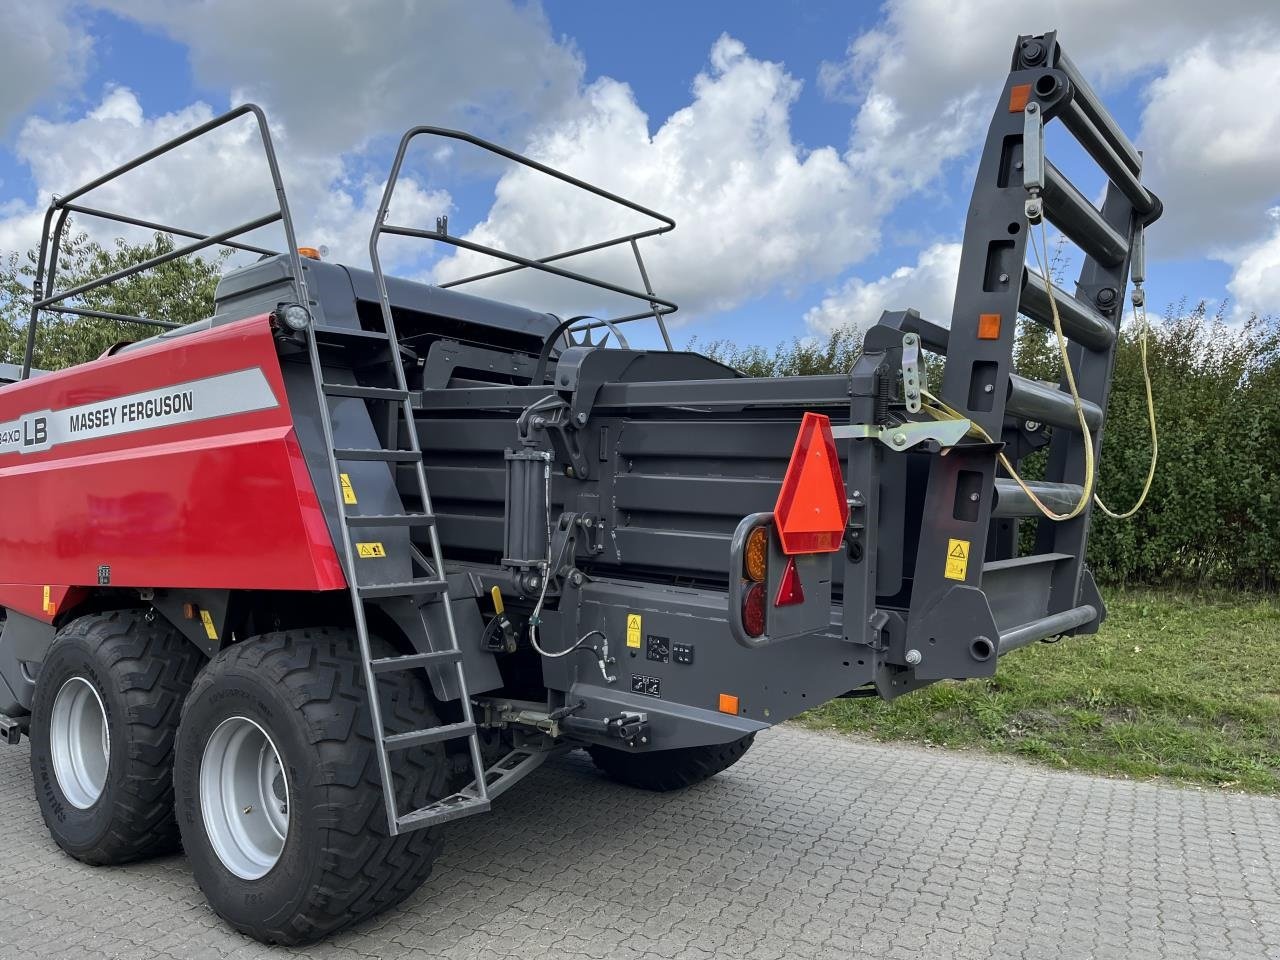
[0,1,92,136]
[803,242,961,335]
[1227,217,1280,316]
[431,36,880,323]
[0,88,446,274]
[94,0,584,153]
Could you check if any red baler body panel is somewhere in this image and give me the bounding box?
[0,315,344,622]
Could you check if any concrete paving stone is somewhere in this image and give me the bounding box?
[2,726,1279,958]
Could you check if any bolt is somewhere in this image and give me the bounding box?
[969,492,980,502]
[570,571,583,586]
[983,384,994,393]
[1022,39,1044,63]
[1027,102,1039,114]
[243,805,253,816]
[891,432,907,447]
[1025,420,1042,432]
[998,273,1010,284]
[575,412,588,425]
[1096,287,1117,306]
[531,416,545,430]
[905,649,922,666]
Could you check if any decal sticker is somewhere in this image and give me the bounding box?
[944,538,970,581]
[356,542,386,559]
[626,613,642,649]
[0,367,278,456]
[631,675,661,698]
[339,473,358,505]
[42,585,50,613]
[199,609,219,641]
[646,635,670,663]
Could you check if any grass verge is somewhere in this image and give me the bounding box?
[798,589,1280,793]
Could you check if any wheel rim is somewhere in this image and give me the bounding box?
[199,717,289,880]
[50,677,110,809]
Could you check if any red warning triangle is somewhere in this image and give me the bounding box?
[773,412,849,555]
[774,556,805,607]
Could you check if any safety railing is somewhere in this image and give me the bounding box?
[21,104,308,378]
[367,127,679,353]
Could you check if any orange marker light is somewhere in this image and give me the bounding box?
[977,313,1002,340]
[1008,83,1031,113]
[718,693,740,715]
[297,246,322,260]
[744,525,768,582]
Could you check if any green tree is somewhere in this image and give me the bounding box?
[0,227,230,371]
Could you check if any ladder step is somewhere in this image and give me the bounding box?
[312,324,390,342]
[346,513,436,528]
[322,382,409,401]
[370,650,462,674]
[334,448,420,462]
[383,721,477,752]
[395,792,491,831]
[357,578,448,599]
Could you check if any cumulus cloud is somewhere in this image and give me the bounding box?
[0,1,92,136]
[817,0,1280,321]
[431,36,879,323]
[94,0,584,153]
[0,88,446,273]
[803,242,961,335]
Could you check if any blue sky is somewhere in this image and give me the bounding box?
[1,1,1275,350]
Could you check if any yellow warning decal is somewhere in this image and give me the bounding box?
[199,609,219,641]
[42,585,51,613]
[339,473,357,505]
[626,613,642,649]
[356,542,387,559]
[944,538,970,581]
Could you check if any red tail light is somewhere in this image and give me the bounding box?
[742,581,766,637]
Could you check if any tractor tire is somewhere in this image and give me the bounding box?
[173,628,449,946]
[587,734,755,792]
[28,609,202,865]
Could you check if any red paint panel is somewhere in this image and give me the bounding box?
[0,315,344,613]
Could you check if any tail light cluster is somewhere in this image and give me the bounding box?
[740,524,807,638]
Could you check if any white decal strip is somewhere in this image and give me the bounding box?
[0,367,280,456]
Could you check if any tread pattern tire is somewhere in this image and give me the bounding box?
[587,734,755,792]
[174,629,448,946]
[29,609,202,865]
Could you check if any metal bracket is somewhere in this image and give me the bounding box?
[901,332,921,413]
[832,418,971,452]
[1023,101,1045,223]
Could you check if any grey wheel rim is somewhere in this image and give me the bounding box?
[199,716,289,880]
[50,676,110,809]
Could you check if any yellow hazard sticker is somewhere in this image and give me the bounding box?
[42,585,51,613]
[944,538,970,581]
[356,542,387,559]
[199,609,219,641]
[339,472,357,505]
[626,613,642,649]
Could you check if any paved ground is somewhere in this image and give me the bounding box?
[1,727,1278,960]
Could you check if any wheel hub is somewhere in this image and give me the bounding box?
[50,676,110,809]
[199,717,289,880]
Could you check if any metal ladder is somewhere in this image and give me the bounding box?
[300,312,491,835]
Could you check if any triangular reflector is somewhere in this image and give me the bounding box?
[773,412,849,555]
[774,556,805,607]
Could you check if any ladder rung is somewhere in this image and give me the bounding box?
[395,793,491,831]
[383,721,476,752]
[334,448,420,462]
[357,578,448,599]
[312,324,390,342]
[322,382,409,401]
[370,650,462,674]
[346,513,436,528]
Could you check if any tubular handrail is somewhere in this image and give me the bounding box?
[367,126,678,351]
[21,103,309,379]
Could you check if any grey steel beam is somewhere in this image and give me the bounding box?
[1006,374,1102,432]
[1020,268,1116,351]
[992,479,1085,518]
[997,604,1097,654]
[1043,161,1127,267]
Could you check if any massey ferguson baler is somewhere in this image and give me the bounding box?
[0,33,1160,946]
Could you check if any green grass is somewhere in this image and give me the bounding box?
[798,589,1280,793]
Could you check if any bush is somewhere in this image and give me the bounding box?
[700,301,1280,590]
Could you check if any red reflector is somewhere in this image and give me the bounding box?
[743,581,766,637]
[773,412,850,555]
[773,557,804,607]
